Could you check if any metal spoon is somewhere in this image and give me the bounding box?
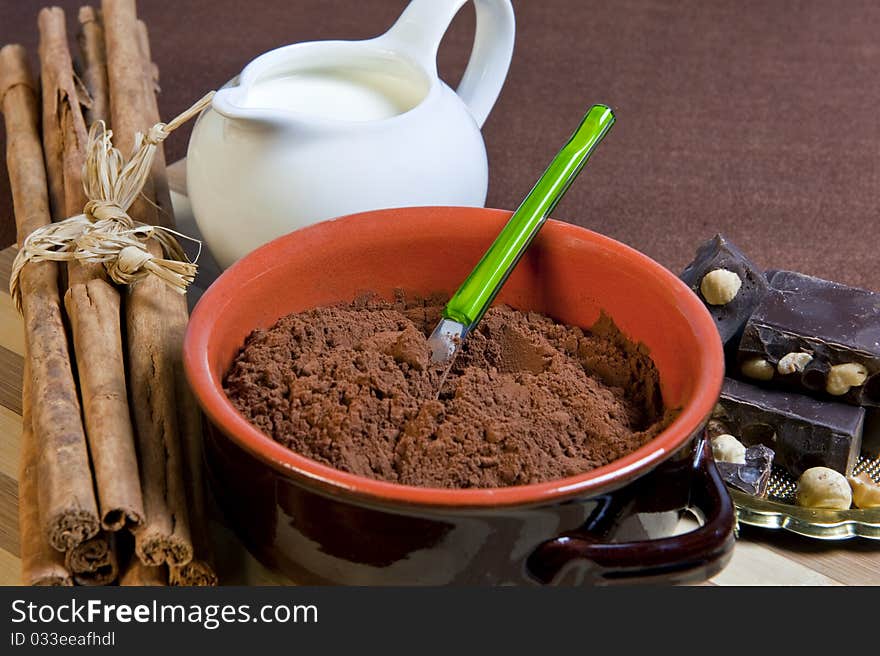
[428,104,616,363]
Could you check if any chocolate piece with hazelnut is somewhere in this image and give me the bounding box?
[680,234,768,349]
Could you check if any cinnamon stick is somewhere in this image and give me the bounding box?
[136,19,160,97]
[120,560,167,586]
[135,19,172,224]
[65,533,119,585]
[168,357,217,584]
[19,362,73,587]
[167,404,217,585]
[1,44,100,552]
[136,18,217,587]
[77,6,109,126]
[39,6,145,534]
[39,8,89,216]
[103,0,193,566]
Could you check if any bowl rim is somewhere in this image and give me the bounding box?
[184,207,724,508]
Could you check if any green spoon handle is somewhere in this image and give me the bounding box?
[443,104,616,329]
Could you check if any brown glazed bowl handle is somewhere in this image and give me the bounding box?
[527,438,736,585]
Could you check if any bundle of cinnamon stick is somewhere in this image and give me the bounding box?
[1,0,216,586]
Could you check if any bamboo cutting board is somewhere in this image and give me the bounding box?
[0,161,877,586]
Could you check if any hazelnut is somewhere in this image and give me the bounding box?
[741,357,775,381]
[777,352,813,375]
[847,473,880,509]
[710,434,746,464]
[796,467,852,510]
[700,269,742,306]
[825,362,868,396]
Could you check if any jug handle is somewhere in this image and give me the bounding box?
[382,0,515,128]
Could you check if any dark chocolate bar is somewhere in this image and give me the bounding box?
[716,378,864,477]
[716,444,775,497]
[680,234,768,347]
[864,410,880,458]
[738,270,880,406]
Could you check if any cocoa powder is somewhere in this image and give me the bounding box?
[223,294,672,488]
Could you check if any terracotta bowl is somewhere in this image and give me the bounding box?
[184,207,733,585]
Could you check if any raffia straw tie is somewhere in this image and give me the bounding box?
[9,91,215,312]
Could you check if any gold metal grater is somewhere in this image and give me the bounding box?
[731,450,880,540]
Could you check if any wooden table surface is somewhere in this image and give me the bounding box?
[0,162,878,586]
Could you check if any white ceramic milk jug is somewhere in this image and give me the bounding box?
[186,0,515,269]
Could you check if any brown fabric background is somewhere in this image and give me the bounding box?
[1,0,878,288]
